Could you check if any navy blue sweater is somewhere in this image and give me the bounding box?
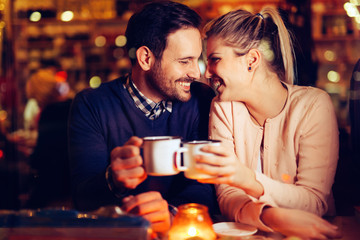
[69,76,218,214]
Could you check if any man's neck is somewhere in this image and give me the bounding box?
[131,67,163,103]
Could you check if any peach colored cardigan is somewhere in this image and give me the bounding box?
[209,83,339,231]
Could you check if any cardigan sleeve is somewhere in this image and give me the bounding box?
[209,100,272,231]
[256,90,339,216]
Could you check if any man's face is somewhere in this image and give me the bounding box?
[146,27,202,102]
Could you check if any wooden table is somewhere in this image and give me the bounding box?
[328,216,360,240]
[251,216,360,240]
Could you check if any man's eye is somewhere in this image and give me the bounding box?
[179,60,190,64]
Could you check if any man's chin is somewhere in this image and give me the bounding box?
[174,92,191,102]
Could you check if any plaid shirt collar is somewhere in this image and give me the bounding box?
[123,76,172,120]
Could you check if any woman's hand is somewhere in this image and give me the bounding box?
[195,144,263,198]
[261,207,342,240]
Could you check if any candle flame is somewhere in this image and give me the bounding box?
[188,227,197,237]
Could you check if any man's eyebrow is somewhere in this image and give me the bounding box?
[177,56,195,60]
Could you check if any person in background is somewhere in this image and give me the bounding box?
[194,6,341,239]
[24,68,74,208]
[68,1,217,236]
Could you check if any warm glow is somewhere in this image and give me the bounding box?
[168,203,216,240]
[0,150,3,158]
[327,70,340,83]
[115,35,127,47]
[95,36,106,47]
[61,11,74,22]
[219,5,233,15]
[344,2,360,17]
[188,227,197,237]
[89,76,102,88]
[0,110,7,121]
[55,71,68,82]
[356,16,360,24]
[188,208,198,215]
[29,12,41,22]
[324,50,336,61]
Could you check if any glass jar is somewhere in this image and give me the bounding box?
[168,203,216,240]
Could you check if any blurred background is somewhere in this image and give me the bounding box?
[0,0,359,214]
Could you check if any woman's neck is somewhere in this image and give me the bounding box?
[246,79,288,126]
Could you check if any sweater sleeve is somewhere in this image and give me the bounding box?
[256,91,339,216]
[69,91,120,210]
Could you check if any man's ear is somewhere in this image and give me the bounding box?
[136,46,155,71]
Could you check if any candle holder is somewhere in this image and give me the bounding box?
[168,203,216,240]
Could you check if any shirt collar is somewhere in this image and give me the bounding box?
[124,76,172,119]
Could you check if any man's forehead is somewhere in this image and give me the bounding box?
[165,28,202,57]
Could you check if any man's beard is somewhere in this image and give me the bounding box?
[146,60,193,102]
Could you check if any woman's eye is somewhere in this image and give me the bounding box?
[209,57,220,63]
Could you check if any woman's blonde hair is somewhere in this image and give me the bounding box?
[204,6,295,84]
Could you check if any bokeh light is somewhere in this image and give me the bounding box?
[324,50,336,61]
[95,36,106,47]
[198,59,206,75]
[29,12,41,22]
[327,70,340,83]
[89,76,102,88]
[61,11,74,22]
[128,47,137,61]
[115,35,127,47]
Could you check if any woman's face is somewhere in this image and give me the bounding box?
[205,36,250,101]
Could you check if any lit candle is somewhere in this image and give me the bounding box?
[168,203,216,240]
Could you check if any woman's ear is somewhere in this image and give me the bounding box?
[247,49,261,71]
[136,46,155,71]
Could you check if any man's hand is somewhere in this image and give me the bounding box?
[110,136,147,190]
[261,207,342,240]
[122,191,171,234]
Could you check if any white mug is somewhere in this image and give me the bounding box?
[177,140,221,179]
[142,136,186,176]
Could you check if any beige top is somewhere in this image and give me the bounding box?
[209,83,339,231]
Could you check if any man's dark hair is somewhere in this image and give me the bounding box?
[125,1,201,65]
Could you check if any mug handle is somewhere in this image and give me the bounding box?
[174,147,188,171]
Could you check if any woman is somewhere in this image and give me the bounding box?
[25,68,74,208]
[196,6,341,238]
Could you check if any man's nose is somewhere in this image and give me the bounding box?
[188,62,201,80]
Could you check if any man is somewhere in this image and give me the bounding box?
[68,1,217,235]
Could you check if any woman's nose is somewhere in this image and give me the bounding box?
[204,65,212,79]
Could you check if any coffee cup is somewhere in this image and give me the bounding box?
[142,136,186,176]
[176,140,221,179]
